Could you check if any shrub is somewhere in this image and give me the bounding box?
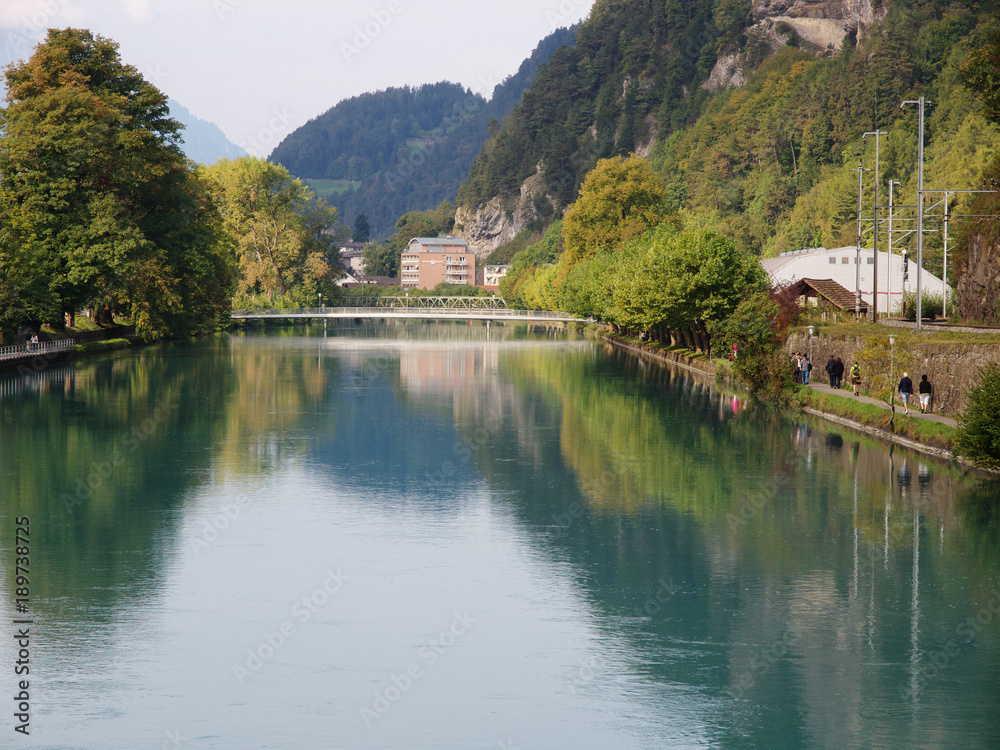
[955,362,1000,469]
[901,290,944,321]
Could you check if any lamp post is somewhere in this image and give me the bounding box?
[318,292,323,312]
[405,291,409,312]
[807,325,815,369]
[889,334,896,408]
[887,180,900,317]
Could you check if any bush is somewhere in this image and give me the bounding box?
[901,290,944,320]
[955,362,1000,469]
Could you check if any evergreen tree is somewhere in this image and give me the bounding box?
[353,212,372,243]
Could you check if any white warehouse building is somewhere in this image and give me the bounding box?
[761,246,950,317]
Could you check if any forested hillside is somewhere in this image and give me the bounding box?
[269,26,577,238]
[457,0,1000,277]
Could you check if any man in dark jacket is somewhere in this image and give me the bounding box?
[898,372,914,414]
[825,356,836,387]
[831,357,845,389]
[918,375,933,413]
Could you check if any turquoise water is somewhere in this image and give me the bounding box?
[1,322,998,749]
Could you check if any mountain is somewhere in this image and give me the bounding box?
[268,26,578,239]
[168,99,246,165]
[454,0,1000,269]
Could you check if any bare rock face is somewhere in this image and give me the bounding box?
[703,53,747,90]
[704,0,885,90]
[456,165,553,258]
[956,233,1000,325]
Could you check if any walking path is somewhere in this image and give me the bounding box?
[802,379,958,428]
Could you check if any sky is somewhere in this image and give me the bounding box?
[0,0,597,156]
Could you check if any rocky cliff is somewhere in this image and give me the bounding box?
[455,165,552,258]
[703,0,885,90]
[956,232,1000,324]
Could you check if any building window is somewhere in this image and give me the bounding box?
[867,257,874,265]
[842,257,849,264]
[829,257,836,264]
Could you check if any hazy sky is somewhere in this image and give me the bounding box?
[0,0,597,155]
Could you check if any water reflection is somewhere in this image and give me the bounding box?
[0,323,996,749]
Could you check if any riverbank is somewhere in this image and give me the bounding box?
[596,329,993,472]
[0,324,143,375]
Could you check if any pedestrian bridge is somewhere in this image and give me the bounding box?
[231,296,582,323]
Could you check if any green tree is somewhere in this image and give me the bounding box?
[353,212,371,243]
[955,362,1000,469]
[203,157,340,304]
[605,225,767,344]
[961,16,1000,125]
[562,155,668,265]
[0,28,233,336]
[711,292,792,401]
[363,244,399,278]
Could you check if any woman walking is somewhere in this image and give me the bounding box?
[850,361,861,396]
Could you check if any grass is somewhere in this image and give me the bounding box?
[74,338,131,355]
[794,386,958,450]
[303,179,359,199]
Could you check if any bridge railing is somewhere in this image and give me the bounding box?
[0,338,76,361]
[230,307,579,320]
[338,296,509,309]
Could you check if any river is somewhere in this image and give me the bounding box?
[1,322,998,749]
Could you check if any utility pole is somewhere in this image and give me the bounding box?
[902,97,929,330]
[943,191,951,318]
[887,180,900,317]
[852,160,868,321]
[864,131,887,322]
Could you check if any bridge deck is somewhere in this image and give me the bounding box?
[231,307,582,323]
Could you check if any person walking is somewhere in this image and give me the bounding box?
[800,355,811,385]
[825,355,836,387]
[850,361,861,396]
[898,371,914,414]
[833,357,844,389]
[918,375,933,413]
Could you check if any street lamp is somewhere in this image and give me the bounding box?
[889,334,896,408]
[318,292,323,311]
[807,325,815,370]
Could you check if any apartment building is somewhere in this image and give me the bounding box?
[400,237,475,289]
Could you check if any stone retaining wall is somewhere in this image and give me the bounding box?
[786,331,1000,417]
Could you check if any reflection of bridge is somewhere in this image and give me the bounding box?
[231,297,582,323]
